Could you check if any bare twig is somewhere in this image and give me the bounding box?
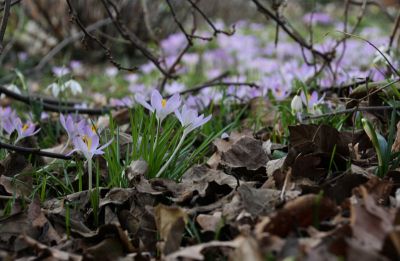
[251,0,332,64]
[0,0,11,54]
[0,0,22,12]
[389,9,400,49]
[0,141,72,160]
[65,0,137,72]
[306,105,396,120]
[165,0,212,44]
[35,18,113,72]
[101,0,173,78]
[0,85,113,115]
[177,81,261,96]
[186,0,235,37]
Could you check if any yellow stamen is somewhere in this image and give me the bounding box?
[91,125,97,133]
[82,135,92,149]
[161,99,167,108]
[22,124,29,132]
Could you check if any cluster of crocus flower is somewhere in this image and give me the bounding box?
[135,89,212,177]
[0,106,40,143]
[60,114,112,190]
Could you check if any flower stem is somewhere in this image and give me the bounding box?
[155,133,187,178]
[88,158,93,190]
[153,119,160,152]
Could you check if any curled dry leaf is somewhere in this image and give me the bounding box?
[208,131,268,179]
[350,185,395,252]
[256,194,338,237]
[155,204,188,255]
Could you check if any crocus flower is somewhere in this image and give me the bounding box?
[71,132,111,160]
[135,89,181,123]
[14,118,40,143]
[60,114,86,141]
[0,107,16,135]
[300,91,325,110]
[175,105,212,135]
[52,66,70,77]
[156,105,211,178]
[69,129,113,190]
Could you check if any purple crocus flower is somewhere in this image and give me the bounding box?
[303,12,332,25]
[52,66,70,77]
[0,107,16,135]
[165,82,185,95]
[14,118,40,143]
[135,89,181,123]
[60,114,86,141]
[110,97,134,107]
[300,91,325,110]
[70,131,112,160]
[175,105,212,135]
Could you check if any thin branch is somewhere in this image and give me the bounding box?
[65,0,137,72]
[0,141,72,160]
[186,0,235,37]
[35,18,113,72]
[0,0,11,54]
[389,9,400,49]
[251,0,332,64]
[0,85,113,115]
[101,0,174,78]
[306,105,395,120]
[177,81,261,96]
[0,0,22,12]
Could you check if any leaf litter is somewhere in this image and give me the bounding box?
[2,113,400,261]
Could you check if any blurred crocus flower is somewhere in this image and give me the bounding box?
[0,106,16,135]
[14,118,40,143]
[105,67,118,77]
[161,33,186,56]
[175,105,212,135]
[300,91,325,110]
[135,89,181,123]
[165,82,185,95]
[303,12,332,25]
[70,60,83,75]
[110,97,134,107]
[124,73,138,83]
[17,52,28,62]
[52,66,70,77]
